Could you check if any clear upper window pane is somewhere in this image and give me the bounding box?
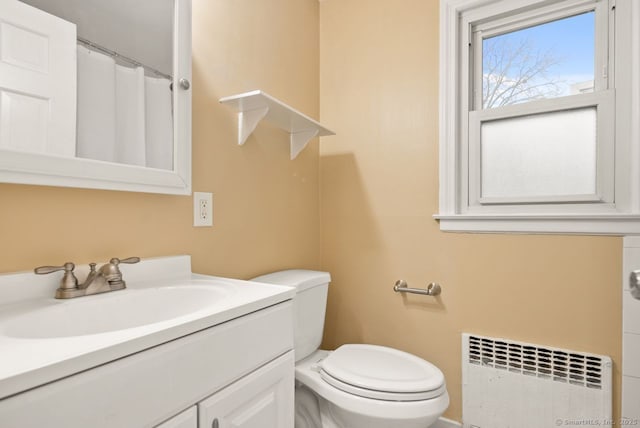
[482,12,595,109]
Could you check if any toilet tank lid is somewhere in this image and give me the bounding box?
[251,270,331,292]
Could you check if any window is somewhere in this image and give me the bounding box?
[469,2,613,209]
[437,0,640,234]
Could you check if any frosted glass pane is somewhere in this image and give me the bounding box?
[481,108,597,199]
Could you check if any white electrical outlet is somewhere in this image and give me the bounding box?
[193,192,213,227]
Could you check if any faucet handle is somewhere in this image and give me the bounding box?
[113,257,141,265]
[35,262,75,275]
[34,262,78,290]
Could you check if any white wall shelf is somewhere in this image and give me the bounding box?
[219,90,335,159]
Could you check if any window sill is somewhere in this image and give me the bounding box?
[433,214,640,235]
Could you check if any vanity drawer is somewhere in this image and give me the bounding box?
[0,301,293,428]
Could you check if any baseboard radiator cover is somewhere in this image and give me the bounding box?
[462,333,612,428]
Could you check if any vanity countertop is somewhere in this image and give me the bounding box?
[0,256,294,400]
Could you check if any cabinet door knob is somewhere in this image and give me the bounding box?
[212,418,219,428]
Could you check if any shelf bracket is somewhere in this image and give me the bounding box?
[220,90,334,159]
[290,129,319,160]
[238,107,269,146]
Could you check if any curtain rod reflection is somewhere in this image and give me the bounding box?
[77,37,173,81]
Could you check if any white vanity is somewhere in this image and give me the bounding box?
[0,256,295,427]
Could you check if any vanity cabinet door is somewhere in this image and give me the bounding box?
[156,406,197,428]
[198,351,294,428]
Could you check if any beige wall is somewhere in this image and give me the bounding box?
[319,0,622,422]
[0,0,321,278]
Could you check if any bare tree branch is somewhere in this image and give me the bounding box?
[482,36,566,109]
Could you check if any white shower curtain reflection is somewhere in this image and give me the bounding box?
[76,45,173,170]
[76,45,116,163]
[144,77,174,171]
[115,64,146,166]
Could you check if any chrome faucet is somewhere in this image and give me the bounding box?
[34,257,140,299]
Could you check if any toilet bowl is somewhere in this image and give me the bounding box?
[252,270,449,428]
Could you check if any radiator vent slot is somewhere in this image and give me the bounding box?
[468,335,603,389]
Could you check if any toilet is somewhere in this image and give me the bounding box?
[252,269,449,428]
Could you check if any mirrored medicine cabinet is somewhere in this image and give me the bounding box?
[0,0,192,194]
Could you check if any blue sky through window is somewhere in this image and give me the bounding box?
[482,12,595,108]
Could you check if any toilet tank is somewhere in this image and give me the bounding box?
[251,270,330,362]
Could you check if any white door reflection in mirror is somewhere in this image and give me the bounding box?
[0,0,76,156]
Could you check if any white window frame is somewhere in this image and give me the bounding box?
[469,1,613,209]
[436,0,640,234]
[469,92,615,209]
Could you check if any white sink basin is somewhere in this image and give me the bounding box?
[3,284,232,338]
[0,256,296,401]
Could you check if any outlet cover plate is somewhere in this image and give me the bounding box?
[193,192,213,227]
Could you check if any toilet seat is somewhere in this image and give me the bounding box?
[296,350,450,425]
[319,344,446,401]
